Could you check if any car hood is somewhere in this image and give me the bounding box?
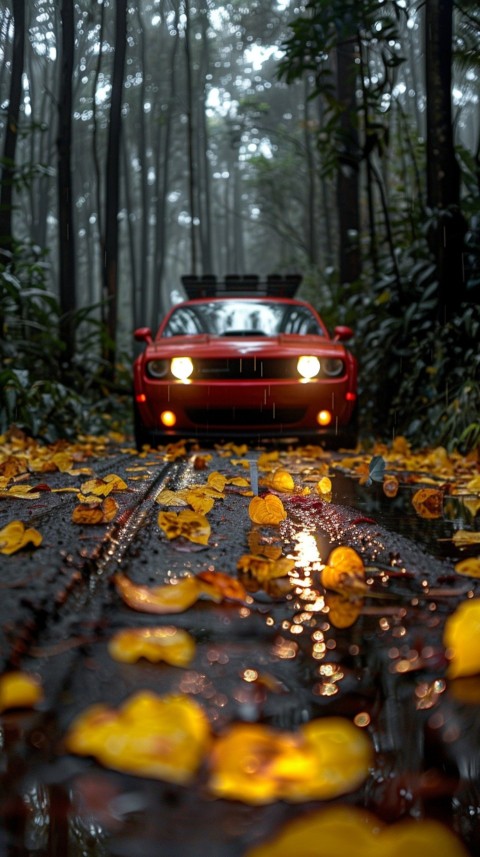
[145,334,348,359]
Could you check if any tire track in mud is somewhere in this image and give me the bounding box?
[0,457,189,672]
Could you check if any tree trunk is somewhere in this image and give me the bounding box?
[335,35,361,286]
[0,0,25,262]
[184,0,198,274]
[303,75,318,267]
[57,0,76,367]
[425,0,467,321]
[103,0,127,377]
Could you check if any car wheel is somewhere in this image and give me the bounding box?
[133,396,155,450]
[320,406,358,451]
[333,405,359,450]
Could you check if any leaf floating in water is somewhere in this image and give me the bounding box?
[455,557,480,578]
[208,716,372,804]
[108,626,195,666]
[452,530,480,547]
[412,487,443,519]
[115,573,201,614]
[444,598,480,678]
[325,592,363,628]
[243,805,469,857]
[237,554,294,582]
[321,546,366,595]
[65,691,210,783]
[365,455,386,487]
[383,474,399,498]
[0,671,43,712]
[196,569,248,603]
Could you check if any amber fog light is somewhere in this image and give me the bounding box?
[160,410,177,427]
[317,410,332,426]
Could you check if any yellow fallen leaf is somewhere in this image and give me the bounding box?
[244,805,469,857]
[316,476,332,497]
[271,469,295,492]
[185,490,215,515]
[108,626,195,666]
[94,475,126,495]
[257,451,280,471]
[104,474,128,490]
[321,546,366,594]
[249,494,287,526]
[208,716,372,804]
[50,452,74,472]
[391,435,411,456]
[65,691,210,783]
[115,573,201,614]
[0,485,41,500]
[155,489,188,506]
[0,671,43,712]
[72,497,118,524]
[466,476,480,494]
[0,520,42,555]
[207,471,227,493]
[444,598,480,678]
[158,509,211,545]
[228,476,250,488]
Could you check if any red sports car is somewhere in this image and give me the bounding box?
[133,275,358,448]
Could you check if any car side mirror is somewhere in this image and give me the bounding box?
[333,325,354,342]
[134,327,153,344]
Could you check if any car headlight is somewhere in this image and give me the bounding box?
[323,358,344,377]
[297,355,321,379]
[146,359,168,378]
[171,356,194,380]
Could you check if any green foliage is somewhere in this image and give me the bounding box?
[0,243,130,441]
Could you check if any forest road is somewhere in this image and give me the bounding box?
[0,440,478,857]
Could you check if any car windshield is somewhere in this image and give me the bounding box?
[161,300,324,337]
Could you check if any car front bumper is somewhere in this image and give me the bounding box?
[134,373,357,439]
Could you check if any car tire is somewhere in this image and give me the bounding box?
[133,396,155,450]
[321,405,358,451]
[333,405,359,450]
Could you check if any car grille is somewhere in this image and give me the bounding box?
[192,357,298,380]
[185,407,306,426]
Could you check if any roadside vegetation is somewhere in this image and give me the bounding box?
[0,0,479,452]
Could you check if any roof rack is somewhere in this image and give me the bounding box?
[181,273,302,300]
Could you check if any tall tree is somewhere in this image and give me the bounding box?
[103,0,127,376]
[57,0,76,366]
[0,0,25,261]
[184,0,199,274]
[335,30,360,285]
[425,0,467,321]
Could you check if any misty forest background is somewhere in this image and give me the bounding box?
[0,0,479,450]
